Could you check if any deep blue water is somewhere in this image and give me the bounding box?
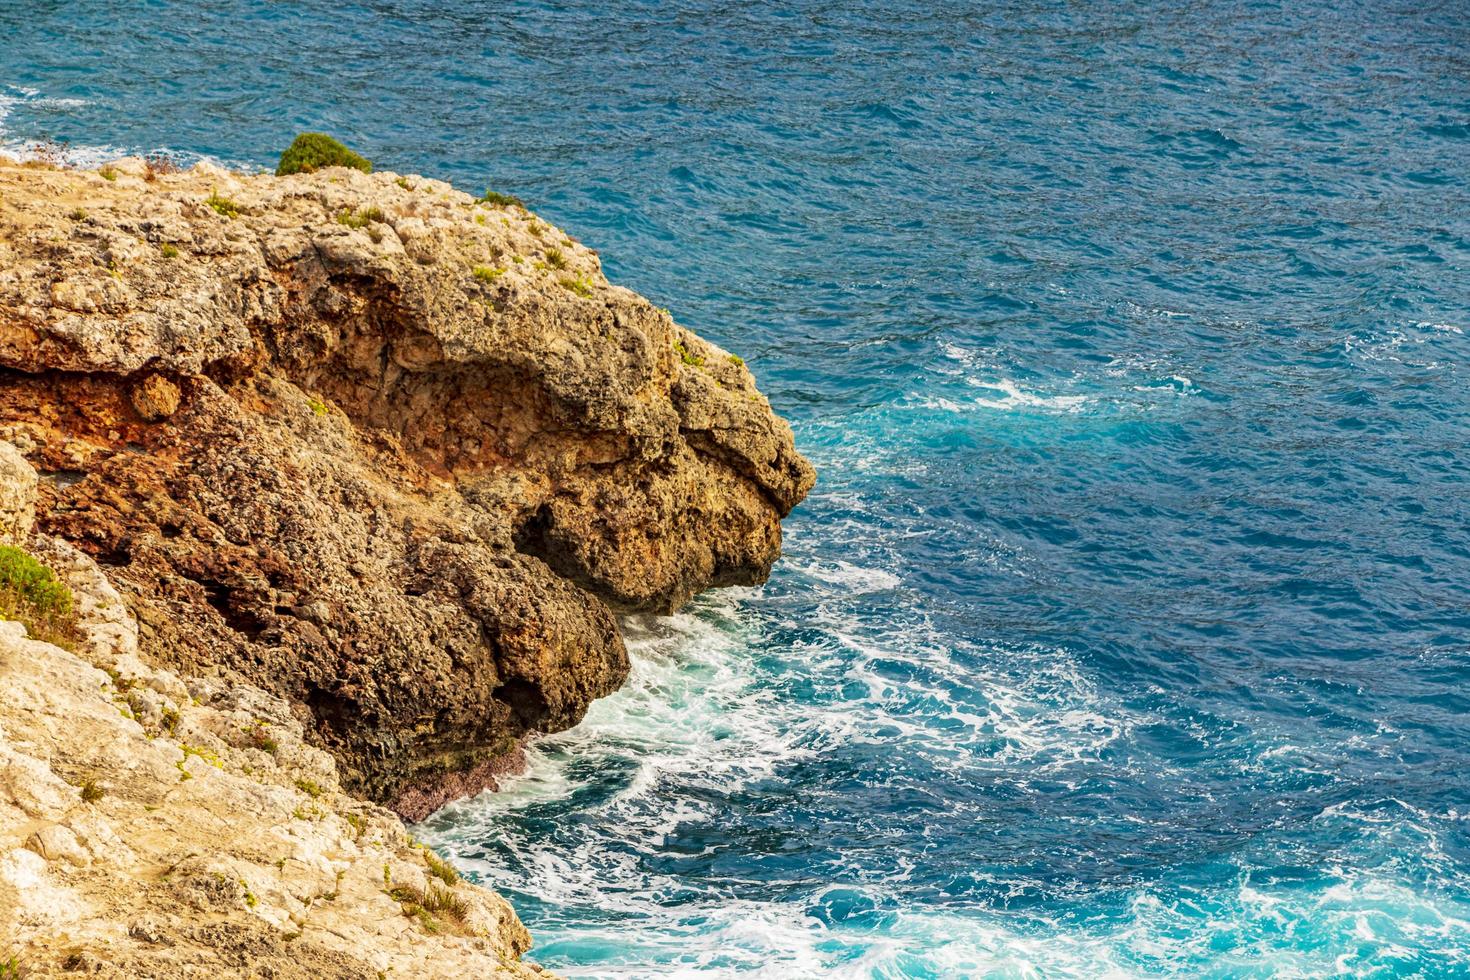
[6,1,1470,975]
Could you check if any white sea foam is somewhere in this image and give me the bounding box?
[968,378,1089,412]
[416,568,1470,977]
[0,84,249,171]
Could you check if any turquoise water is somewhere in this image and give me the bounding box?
[6,1,1470,975]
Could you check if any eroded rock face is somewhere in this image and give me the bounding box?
[0,484,550,977]
[0,157,813,812]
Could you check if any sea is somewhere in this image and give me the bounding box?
[4,0,1469,975]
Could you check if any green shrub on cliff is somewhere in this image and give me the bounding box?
[674,339,704,367]
[204,189,240,218]
[477,188,523,208]
[0,546,78,649]
[559,274,593,297]
[336,206,385,228]
[276,132,373,177]
[423,849,460,886]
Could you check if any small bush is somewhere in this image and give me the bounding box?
[390,881,469,934]
[143,152,181,181]
[69,208,86,221]
[673,340,704,367]
[295,777,323,798]
[478,189,522,208]
[336,206,385,229]
[0,546,78,648]
[28,137,69,168]
[204,190,239,218]
[559,275,593,298]
[395,176,412,190]
[160,243,180,259]
[424,849,460,887]
[276,133,372,177]
[0,955,23,979]
[245,721,278,754]
[544,247,567,269]
[99,166,117,182]
[307,397,329,417]
[727,353,744,367]
[472,265,504,283]
[80,779,104,803]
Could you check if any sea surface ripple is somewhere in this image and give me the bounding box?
[4,0,1469,975]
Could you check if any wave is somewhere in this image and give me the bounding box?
[0,84,244,171]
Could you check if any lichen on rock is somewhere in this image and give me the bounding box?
[0,155,813,816]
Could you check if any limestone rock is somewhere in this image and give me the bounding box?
[0,556,553,978]
[0,441,35,545]
[0,159,813,810]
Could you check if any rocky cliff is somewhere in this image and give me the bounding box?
[0,443,550,977]
[0,156,813,817]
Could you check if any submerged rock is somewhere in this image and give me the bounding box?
[0,157,813,813]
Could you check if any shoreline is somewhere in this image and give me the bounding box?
[0,149,812,975]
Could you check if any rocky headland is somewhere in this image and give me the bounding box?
[0,153,812,975]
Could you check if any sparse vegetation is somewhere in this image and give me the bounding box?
[69,207,86,221]
[345,812,365,839]
[472,265,504,283]
[544,247,567,269]
[336,206,385,229]
[477,188,522,208]
[143,152,181,181]
[161,706,181,733]
[204,189,240,218]
[295,777,323,798]
[424,849,460,887]
[105,667,136,693]
[390,881,469,935]
[559,275,593,297]
[276,132,372,176]
[160,243,180,259]
[0,955,21,978]
[79,779,104,803]
[674,340,704,367]
[28,137,69,168]
[395,176,412,190]
[99,166,117,181]
[245,721,278,754]
[728,354,745,367]
[181,743,223,769]
[0,546,79,648]
[307,397,329,417]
